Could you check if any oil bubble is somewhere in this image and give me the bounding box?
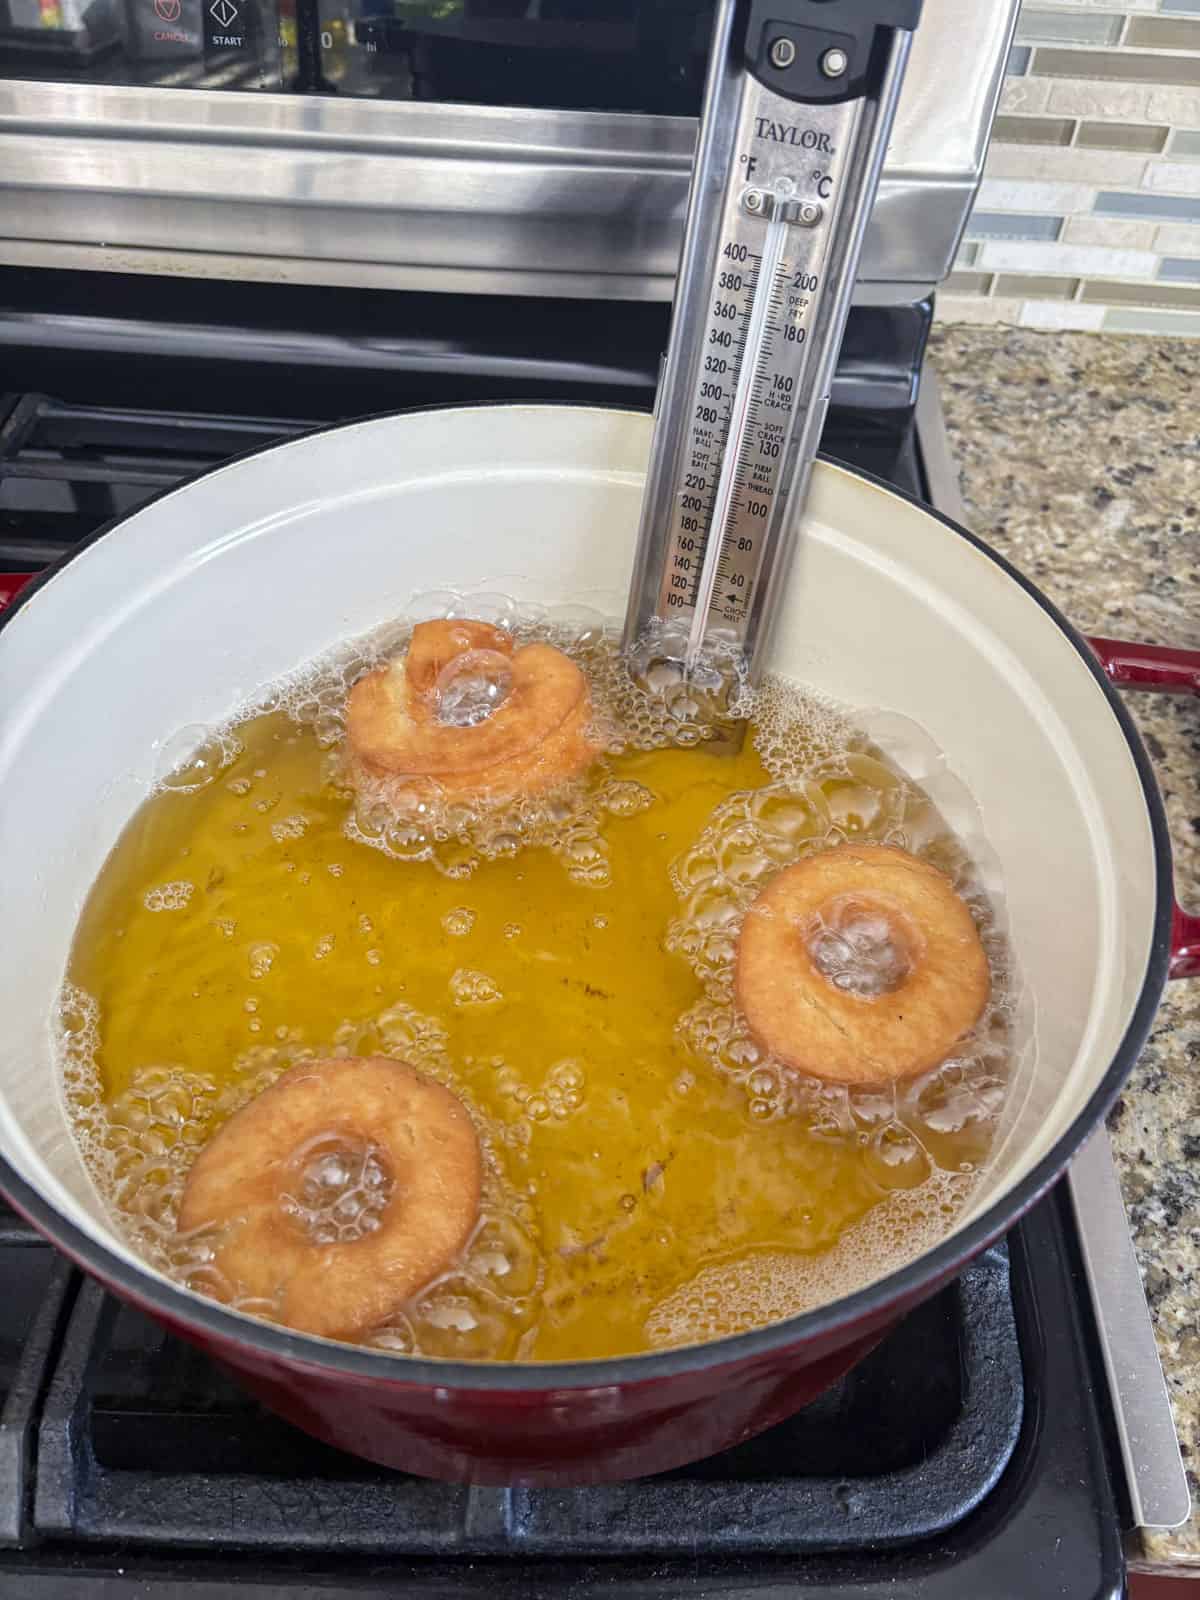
[865,1124,932,1191]
[143,881,194,913]
[603,781,655,818]
[154,726,242,793]
[806,900,914,999]
[463,592,519,630]
[450,969,503,1007]
[436,650,514,728]
[548,603,608,646]
[246,940,280,979]
[408,588,466,622]
[271,814,309,843]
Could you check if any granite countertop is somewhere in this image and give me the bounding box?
[929,325,1200,1572]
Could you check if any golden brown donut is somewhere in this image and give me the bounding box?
[345,618,600,805]
[177,1056,481,1341]
[734,845,990,1086]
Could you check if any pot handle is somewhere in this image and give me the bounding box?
[0,573,34,609]
[1087,636,1200,980]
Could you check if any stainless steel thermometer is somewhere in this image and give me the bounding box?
[624,0,922,689]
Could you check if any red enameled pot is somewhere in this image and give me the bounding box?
[0,406,1194,1483]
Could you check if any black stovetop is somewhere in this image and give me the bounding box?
[0,1188,1124,1596]
[0,275,1127,1597]
[0,266,927,575]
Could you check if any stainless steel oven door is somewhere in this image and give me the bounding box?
[0,0,1017,299]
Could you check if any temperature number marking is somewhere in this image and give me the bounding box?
[670,232,786,616]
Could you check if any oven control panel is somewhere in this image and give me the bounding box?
[0,0,291,88]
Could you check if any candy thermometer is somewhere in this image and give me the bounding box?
[624,0,922,691]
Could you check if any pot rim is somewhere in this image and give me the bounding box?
[0,401,1175,1389]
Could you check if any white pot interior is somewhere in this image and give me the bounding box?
[0,405,1158,1326]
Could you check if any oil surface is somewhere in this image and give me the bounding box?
[61,620,1011,1362]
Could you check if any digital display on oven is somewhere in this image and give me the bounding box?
[0,0,294,88]
[314,0,713,113]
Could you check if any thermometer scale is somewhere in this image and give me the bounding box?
[624,0,922,690]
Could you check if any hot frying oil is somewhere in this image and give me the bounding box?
[62,627,1011,1361]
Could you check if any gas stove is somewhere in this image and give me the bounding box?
[0,264,1179,1597]
[0,1188,1120,1596]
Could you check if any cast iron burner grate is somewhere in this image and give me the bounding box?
[0,387,918,578]
[36,1255,1017,1552]
[0,1186,1124,1597]
[0,393,316,570]
[0,271,930,581]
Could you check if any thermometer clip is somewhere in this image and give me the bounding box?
[624,0,923,699]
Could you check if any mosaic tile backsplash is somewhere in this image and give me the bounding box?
[937,0,1200,338]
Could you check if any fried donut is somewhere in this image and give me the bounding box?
[735,845,990,1086]
[346,618,600,805]
[177,1056,481,1341]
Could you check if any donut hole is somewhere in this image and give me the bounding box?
[278,1131,394,1247]
[804,894,922,1001]
[434,649,515,728]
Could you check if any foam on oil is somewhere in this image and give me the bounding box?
[58,594,1015,1360]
